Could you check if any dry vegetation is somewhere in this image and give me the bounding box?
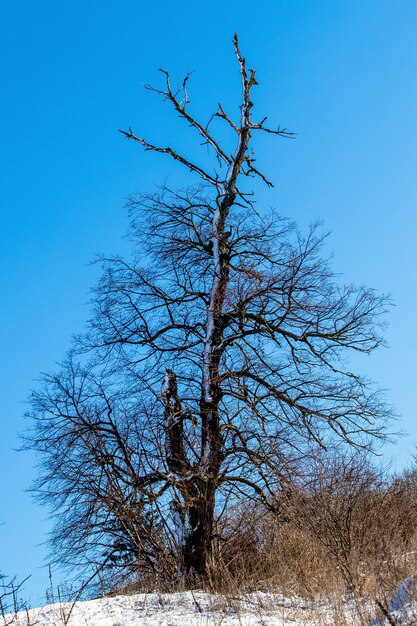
[214,461,417,600]
[3,455,417,625]
[109,452,417,625]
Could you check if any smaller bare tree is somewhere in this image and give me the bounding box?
[0,574,29,626]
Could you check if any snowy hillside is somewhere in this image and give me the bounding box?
[4,584,417,626]
[1,591,356,626]
[0,590,381,626]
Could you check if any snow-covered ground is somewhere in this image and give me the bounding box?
[3,585,417,626]
[1,591,368,626]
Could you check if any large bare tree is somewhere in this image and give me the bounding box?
[28,35,389,584]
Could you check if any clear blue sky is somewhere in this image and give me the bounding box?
[1,0,417,605]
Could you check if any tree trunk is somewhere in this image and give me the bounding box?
[161,35,259,582]
[181,485,215,578]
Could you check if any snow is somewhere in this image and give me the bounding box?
[5,584,417,626]
[2,590,362,626]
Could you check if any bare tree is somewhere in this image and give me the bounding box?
[28,34,390,585]
[0,574,29,625]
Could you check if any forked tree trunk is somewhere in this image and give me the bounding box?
[162,369,218,578]
[156,35,269,581]
[159,36,258,580]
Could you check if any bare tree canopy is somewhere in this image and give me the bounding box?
[27,34,390,586]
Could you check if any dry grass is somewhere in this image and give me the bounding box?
[194,455,417,625]
[7,453,417,625]
[109,455,417,622]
